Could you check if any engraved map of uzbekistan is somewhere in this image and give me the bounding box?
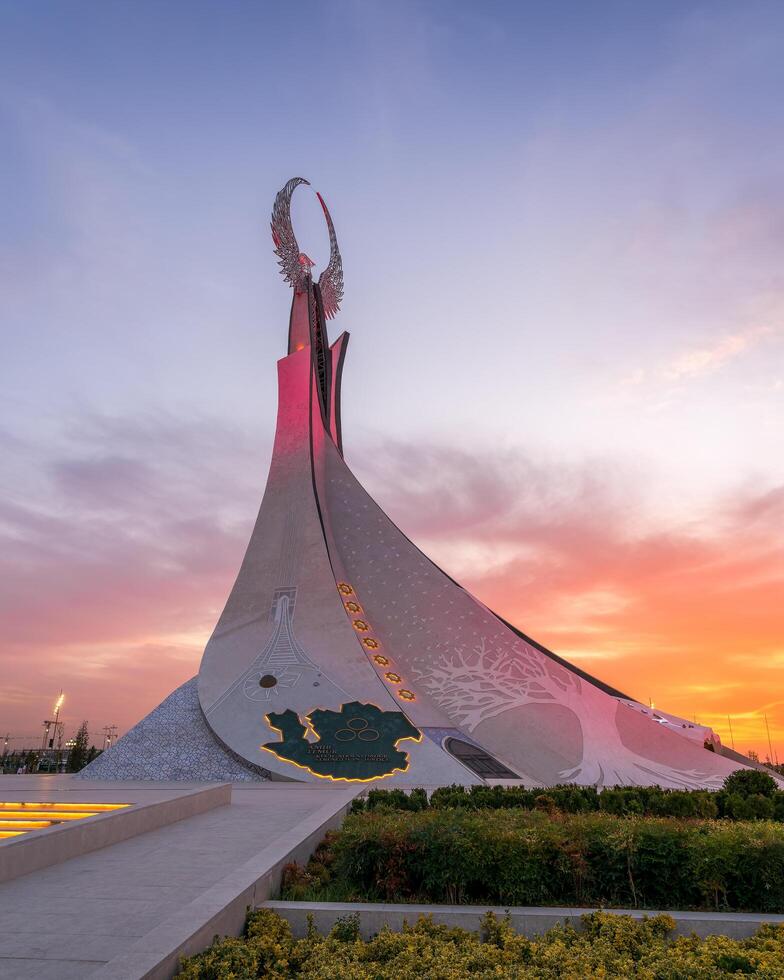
[263,702,421,781]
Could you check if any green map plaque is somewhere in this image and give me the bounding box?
[262,701,421,781]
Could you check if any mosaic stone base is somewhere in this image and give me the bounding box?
[77,678,271,782]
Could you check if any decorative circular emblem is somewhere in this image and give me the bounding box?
[398,689,416,701]
[385,672,402,684]
[334,717,381,742]
[243,668,302,702]
[352,619,369,632]
[345,601,362,613]
[337,583,354,595]
[372,654,389,666]
[362,637,380,649]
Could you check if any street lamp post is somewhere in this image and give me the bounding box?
[52,692,64,771]
[52,692,64,744]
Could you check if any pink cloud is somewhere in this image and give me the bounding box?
[359,440,784,756]
[0,413,265,739]
[663,325,775,381]
[2,416,782,760]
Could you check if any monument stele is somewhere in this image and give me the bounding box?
[82,178,759,788]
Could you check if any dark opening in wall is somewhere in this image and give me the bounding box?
[445,738,520,779]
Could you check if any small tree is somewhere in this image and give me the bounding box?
[722,768,778,798]
[67,721,90,772]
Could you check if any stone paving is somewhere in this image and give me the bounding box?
[0,783,353,979]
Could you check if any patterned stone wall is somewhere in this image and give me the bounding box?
[78,678,271,782]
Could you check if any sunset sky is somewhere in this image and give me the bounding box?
[1,1,783,759]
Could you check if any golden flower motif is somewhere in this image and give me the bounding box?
[372,654,389,666]
[345,601,362,614]
[385,672,402,684]
[398,689,416,701]
[362,637,380,650]
[352,619,370,632]
[337,583,354,595]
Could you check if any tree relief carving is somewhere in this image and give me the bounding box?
[412,635,725,789]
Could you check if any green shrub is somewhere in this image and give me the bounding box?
[179,907,784,978]
[329,911,361,942]
[351,779,783,822]
[428,785,480,809]
[547,784,600,813]
[598,786,720,819]
[179,908,296,979]
[720,792,776,821]
[723,768,779,798]
[284,809,784,913]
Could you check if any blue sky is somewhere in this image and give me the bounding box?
[1,1,783,753]
[3,2,782,483]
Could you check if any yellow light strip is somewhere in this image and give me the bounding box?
[0,811,101,821]
[0,820,52,829]
[0,802,132,841]
[0,802,128,811]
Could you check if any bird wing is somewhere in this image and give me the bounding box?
[316,192,344,319]
[271,177,310,290]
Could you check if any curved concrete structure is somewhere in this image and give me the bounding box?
[90,179,766,789]
[194,180,761,789]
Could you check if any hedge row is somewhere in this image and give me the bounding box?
[179,907,784,978]
[350,771,784,822]
[282,809,784,912]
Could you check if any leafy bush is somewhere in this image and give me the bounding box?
[424,784,601,813]
[349,772,783,822]
[723,768,779,798]
[351,787,428,814]
[282,809,784,913]
[719,792,776,821]
[598,786,719,819]
[179,907,784,978]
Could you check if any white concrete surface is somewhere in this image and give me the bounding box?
[0,783,358,979]
[0,776,230,883]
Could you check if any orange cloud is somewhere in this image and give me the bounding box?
[360,442,784,761]
[2,418,782,764]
